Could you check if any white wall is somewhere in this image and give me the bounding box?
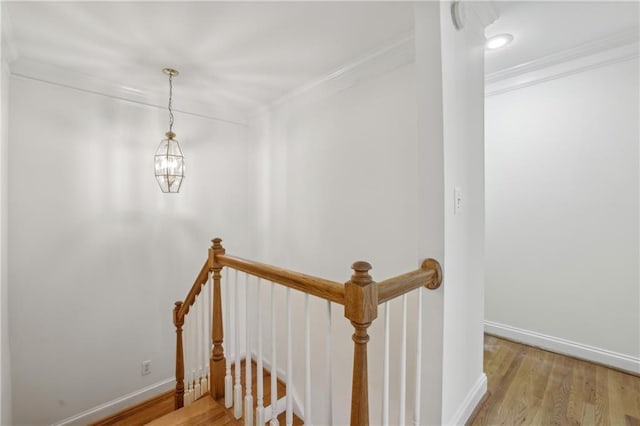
[485,57,640,371]
[251,60,432,425]
[8,76,250,425]
[1,38,11,426]
[248,3,490,424]
[438,2,488,424]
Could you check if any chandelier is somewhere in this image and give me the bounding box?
[154,68,185,193]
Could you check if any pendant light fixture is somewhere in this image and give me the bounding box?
[154,68,185,193]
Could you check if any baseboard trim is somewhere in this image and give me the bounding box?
[485,320,640,375]
[444,373,487,426]
[51,377,175,426]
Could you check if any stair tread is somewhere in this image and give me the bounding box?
[146,397,235,426]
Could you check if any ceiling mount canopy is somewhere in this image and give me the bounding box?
[154,67,185,193]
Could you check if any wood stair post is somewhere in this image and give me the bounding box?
[209,238,227,399]
[344,261,378,426]
[173,301,185,409]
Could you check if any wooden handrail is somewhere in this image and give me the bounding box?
[377,258,442,304]
[172,237,444,424]
[216,253,346,305]
[176,259,210,321]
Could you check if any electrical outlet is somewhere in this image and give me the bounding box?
[141,360,152,376]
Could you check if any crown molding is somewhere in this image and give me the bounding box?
[486,39,639,97]
[486,27,639,84]
[9,57,248,126]
[253,31,415,117]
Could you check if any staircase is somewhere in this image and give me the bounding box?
[149,361,302,425]
[160,237,443,426]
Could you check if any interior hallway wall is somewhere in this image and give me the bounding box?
[8,75,250,425]
[485,56,640,372]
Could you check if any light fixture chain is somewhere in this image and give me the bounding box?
[168,74,174,133]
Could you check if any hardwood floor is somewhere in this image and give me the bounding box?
[95,335,639,425]
[90,392,175,426]
[94,360,302,426]
[469,334,640,426]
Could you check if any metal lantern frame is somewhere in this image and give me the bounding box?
[155,68,185,193]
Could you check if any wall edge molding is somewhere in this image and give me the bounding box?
[8,58,249,127]
[51,377,175,426]
[485,42,639,97]
[485,321,640,375]
[444,373,487,426]
[252,31,415,117]
[486,27,639,84]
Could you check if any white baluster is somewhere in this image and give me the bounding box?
[184,312,194,407]
[203,276,211,396]
[256,279,265,426]
[224,267,233,408]
[326,301,333,425]
[245,274,254,426]
[184,313,192,407]
[399,294,408,425]
[382,301,390,426]
[286,288,293,426]
[194,295,202,400]
[270,282,279,426]
[304,294,311,426]
[234,270,243,418]
[413,289,423,426]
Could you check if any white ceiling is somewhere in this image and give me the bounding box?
[485,1,639,74]
[3,1,414,121]
[3,1,638,120]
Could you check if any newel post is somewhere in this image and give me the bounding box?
[344,261,378,426]
[209,238,226,399]
[173,301,185,409]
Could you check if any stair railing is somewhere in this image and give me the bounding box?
[172,237,442,426]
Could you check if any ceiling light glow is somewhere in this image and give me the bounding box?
[486,34,514,50]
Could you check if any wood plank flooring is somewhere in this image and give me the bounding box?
[469,334,640,426]
[94,360,302,426]
[95,335,639,425]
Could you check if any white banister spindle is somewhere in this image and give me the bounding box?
[304,294,311,425]
[256,279,265,426]
[184,307,194,406]
[224,267,233,408]
[245,274,254,426]
[399,294,408,425]
[382,301,390,426]
[326,301,333,425]
[194,295,202,400]
[286,288,293,426]
[413,289,423,426]
[234,270,243,418]
[270,282,279,426]
[184,312,192,406]
[201,280,208,396]
[201,283,209,396]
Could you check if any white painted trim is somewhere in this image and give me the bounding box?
[486,27,639,84]
[51,377,175,426]
[486,41,639,97]
[444,373,487,426]
[252,31,415,117]
[485,320,640,375]
[8,57,249,127]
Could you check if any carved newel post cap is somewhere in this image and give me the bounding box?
[211,237,223,249]
[351,261,373,285]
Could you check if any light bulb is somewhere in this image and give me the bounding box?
[486,34,514,50]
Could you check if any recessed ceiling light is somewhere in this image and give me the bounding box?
[486,34,514,50]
